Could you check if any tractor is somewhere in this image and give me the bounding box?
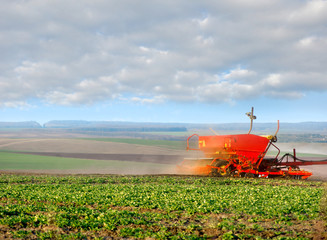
[177,108,327,179]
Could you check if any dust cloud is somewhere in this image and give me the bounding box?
[276,142,327,156]
[275,142,327,181]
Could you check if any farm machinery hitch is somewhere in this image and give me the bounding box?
[177,107,327,179]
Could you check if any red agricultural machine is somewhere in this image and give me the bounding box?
[177,108,327,179]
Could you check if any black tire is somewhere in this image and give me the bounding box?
[212,159,229,167]
[217,167,231,177]
[244,173,255,178]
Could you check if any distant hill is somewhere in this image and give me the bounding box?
[43,120,97,128]
[0,121,41,128]
[186,122,327,134]
[43,120,187,132]
[0,120,326,134]
[279,122,327,133]
[0,120,326,142]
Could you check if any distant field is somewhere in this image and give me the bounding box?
[0,138,186,155]
[79,138,186,150]
[143,131,191,136]
[0,128,23,131]
[1,137,327,178]
[0,151,174,174]
[0,138,186,174]
[0,151,105,170]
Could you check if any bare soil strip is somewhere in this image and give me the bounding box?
[15,151,184,164]
[0,138,187,155]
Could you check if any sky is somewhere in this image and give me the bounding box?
[1,0,327,124]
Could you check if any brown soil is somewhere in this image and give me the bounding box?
[0,138,186,155]
[17,151,184,164]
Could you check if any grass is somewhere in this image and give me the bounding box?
[79,137,186,150]
[0,151,170,171]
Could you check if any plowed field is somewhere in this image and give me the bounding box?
[1,138,327,179]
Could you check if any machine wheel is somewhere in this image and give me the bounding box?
[244,173,256,178]
[285,174,303,180]
[239,172,246,178]
[231,170,240,178]
[209,166,231,177]
[209,168,218,176]
[217,166,231,177]
[209,159,231,177]
[293,175,302,180]
[212,159,229,167]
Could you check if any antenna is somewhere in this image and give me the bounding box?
[246,107,256,134]
[209,128,219,135]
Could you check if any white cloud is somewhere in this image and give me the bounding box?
[0,0,327,108]
[222,67,257,80]
[289,0,327,25]
[264,74,282,87]
[297,36,317,47]
[193,16,210,28]
[130,96,165,104]
[0,101,33,109]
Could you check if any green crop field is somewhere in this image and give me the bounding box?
[0,151,169,173]
[0,174,326,239]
